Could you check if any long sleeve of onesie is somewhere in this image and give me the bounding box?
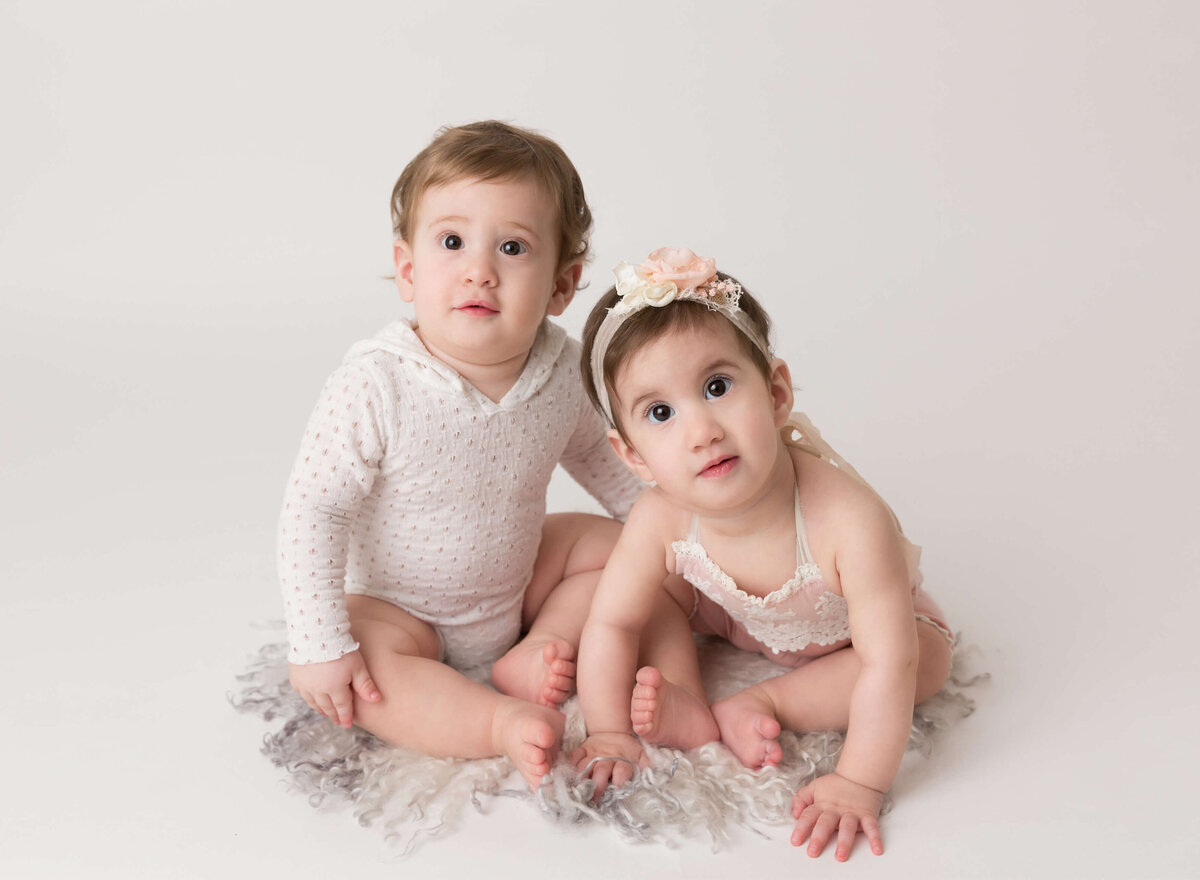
[277,361,389,665]
[557,342,644,520]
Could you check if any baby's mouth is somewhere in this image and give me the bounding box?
[457,301,499,315]
[698,456,737,478]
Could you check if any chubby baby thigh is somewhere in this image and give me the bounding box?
[914,618,954,703]
[346,594,443,662]
[912,586,954,648]
[521,512,623,623]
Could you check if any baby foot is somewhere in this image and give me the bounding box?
[491,699,565,790]
[491,638,577,709]
[711,688,784,770]
[629,666,719,750]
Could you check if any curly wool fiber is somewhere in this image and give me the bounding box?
[232,629,984,853]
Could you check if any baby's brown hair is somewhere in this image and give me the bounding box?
[390,120,592,276]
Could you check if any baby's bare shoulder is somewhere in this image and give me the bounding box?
[625,485,691,536]
[791,447,895,535]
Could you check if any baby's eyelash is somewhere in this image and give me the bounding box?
[701,374,734,401]
[643,401,675,424]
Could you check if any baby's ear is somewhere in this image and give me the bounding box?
[768,358,795,427]
[393,240,415,302]
[608,428,655,484]
[545,262,582,317]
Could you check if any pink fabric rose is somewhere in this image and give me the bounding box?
[640,248,717,291]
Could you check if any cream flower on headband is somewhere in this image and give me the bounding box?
[591,247,760,426]
[612,247,739,312]
[613,261,679,307]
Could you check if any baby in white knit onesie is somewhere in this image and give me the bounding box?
[278,121,644,790]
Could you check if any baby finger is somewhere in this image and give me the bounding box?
[611,760,634,790]
[835,814,859,861]
[331,694,354,728]
[862,814,883,855]
[315,695,337,722]
[807,810,840,858]
[790,804,819,848]
[792,783,815,819]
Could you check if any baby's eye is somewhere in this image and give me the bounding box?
[499,240,526,256]
[704,376,732,399]
[440,234,463,250]
[646,403,675,424]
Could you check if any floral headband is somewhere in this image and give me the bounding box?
[589,247,770,427]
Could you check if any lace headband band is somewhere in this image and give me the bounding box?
[589,248,769,427]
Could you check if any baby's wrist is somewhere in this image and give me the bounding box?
[831,771,887,797]
[586,728,638,739]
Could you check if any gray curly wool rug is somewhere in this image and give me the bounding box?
[232,628,984,854]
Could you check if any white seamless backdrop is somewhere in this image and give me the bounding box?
[2,2,1197,878]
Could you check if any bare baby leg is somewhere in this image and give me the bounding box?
[712,621,952,770]
[492,513,622,707]
[347,595,563,790]
[628,585,720,750]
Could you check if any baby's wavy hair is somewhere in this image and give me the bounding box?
[390,120,592,277]
[581,272,774,441]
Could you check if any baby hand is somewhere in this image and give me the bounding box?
[569,732,646,799]
[790,772,886,861]
[288,651,381,729]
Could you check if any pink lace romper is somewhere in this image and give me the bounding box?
[673,413,953,667]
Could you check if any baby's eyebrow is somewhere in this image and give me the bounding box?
[699,358,740,375]
[424,215,543,241]
[426,214,468,228]
[504,220,542,239]
[623,387,664,418]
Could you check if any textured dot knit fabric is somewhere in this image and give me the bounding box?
[278,318,643,668]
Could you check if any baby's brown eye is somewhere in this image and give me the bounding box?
[705,377,731,399]
[441,234,463,250]
[647,404,674,424]
[500,240,526,256]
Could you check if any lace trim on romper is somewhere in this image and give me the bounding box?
[672,486,852,654]
[672,414,954,655]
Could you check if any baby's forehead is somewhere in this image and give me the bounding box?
[413,173,558,229]
[421,171,552,203]
[614,321,749,383]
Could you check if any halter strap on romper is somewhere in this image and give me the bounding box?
[672,413,953,662]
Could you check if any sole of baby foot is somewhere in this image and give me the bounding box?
[491,637,577,709]
[491,699,565,791]
[712,689,784,770]
[629,666,719,750]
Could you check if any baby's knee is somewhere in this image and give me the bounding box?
[914,625,953,703]
[348,597,441,661]
[543,512,622,570]
[362,620,440,661]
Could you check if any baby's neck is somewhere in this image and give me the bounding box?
[695,442,797,540]
[456,359,529,402]
[414,329,532,403]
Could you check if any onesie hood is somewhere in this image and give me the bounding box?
[344,317,567,411]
